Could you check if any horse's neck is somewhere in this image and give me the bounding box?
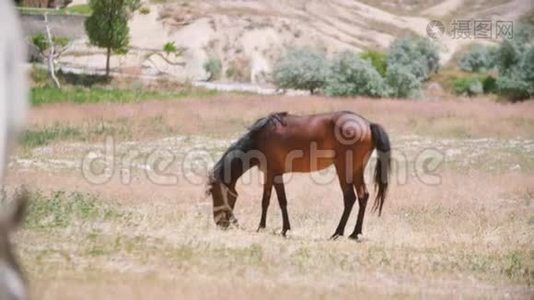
[222,160,255,190]
[228,164,254,189]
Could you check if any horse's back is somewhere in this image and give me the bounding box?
[257,111,373,173]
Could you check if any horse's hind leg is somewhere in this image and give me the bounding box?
[274,176,291,236]
[257,175,273,231]
[331,166,356,240]
[349,174,369,240]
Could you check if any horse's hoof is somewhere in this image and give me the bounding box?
[256,226,266,233]
[349,234,363,241]
[330,233,343,240]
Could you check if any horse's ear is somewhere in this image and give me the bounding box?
[7,187,28,229]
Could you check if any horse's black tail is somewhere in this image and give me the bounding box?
[370,123,391,216]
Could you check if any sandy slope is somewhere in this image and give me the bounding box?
[61,0,529,82]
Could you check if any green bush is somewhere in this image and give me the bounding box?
[31,33,69,53]
[452,77,483,96]
[385,64,421,98]
[482,75,497,94]
[520,46,534,94]
[459,45,496,72]
[359,50,387,76]
[324,51,387,97]
[493,25,534,100]
[496,40,521,76]
[272,48,329,94]
[163,41,178,55]
[496,73,531,101]
[203,57,222,81]
[387,36,440,81]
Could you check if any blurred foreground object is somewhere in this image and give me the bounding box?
[0,0,28,182]
[0,1,29,300]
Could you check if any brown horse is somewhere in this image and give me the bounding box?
[207,111,390,239]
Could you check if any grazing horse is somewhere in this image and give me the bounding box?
[0,1,29,299]
[207,111,391,239]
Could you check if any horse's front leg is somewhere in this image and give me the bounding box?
[274,177,291,236]
[257,176,273,231]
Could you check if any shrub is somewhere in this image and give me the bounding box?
[495,40,521,76]
[385,64,421,98]
[387,36,440,81]
[495,46,533,101]
[31,33,69,53]
[452,76,483,96]
[493,25,534,100]
[359,50,387,76]
[496,74,530,101]
[495,24,533,75]
[520,46,534,94]
[272,48,329,94]
[203,57,222,81]
[163,41,177,55]
[459,45,496,72]
[324,51,387,97]
[482,75,497,94]
[139,6,150,14]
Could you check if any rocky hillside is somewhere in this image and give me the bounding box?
[58,0,531,83]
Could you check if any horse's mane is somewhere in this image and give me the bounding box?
[208,112,288,187]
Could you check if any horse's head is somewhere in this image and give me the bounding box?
[0,189,28,300]
[206,175,238,228]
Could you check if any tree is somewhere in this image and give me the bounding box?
[494,24,534,100]
[31,13,70,88]
[84,0,139,77]
[272,48,329,94]
[458,44,496,72]
[387,36,440,81]
[324,51,387,97]
[143,41,186,75]
[385,64,421,98]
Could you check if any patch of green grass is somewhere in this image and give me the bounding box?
[65,4,92,15]
[25,190,123,229]
[31,86,218,106]
[17,7,67,15]
[17,5,91,16]
[18,116,183,149]
[19,125,82,148]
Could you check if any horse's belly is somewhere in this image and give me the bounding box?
[284,154,335,172]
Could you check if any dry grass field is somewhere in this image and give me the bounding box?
[5,95,534,299]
